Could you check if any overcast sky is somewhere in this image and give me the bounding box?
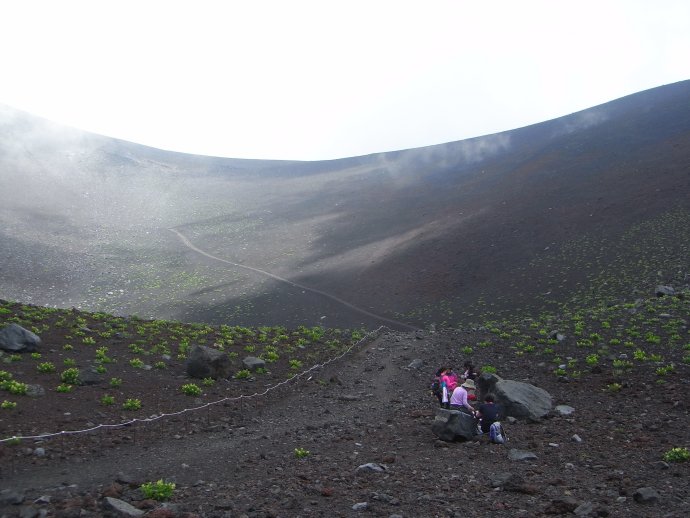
[2,0,689,161]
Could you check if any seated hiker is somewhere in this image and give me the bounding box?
[463,361,479,381]
[463,377,478,401]
[449,379,476,415]
[477,393,501,434]
[431,367,446,407]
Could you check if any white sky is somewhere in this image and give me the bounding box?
[1,0,689,161]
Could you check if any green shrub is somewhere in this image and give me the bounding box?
[109,377,122,387]
[181,383,202,396]
[56,384,72,393]
[60,368,80,385]
[481,365,497,374]
[663,447,689,462]
[234,369,251,379]
[100,395,115,406]
[1,400,17,409]
[37,362,56,373]
[294,447,310,458]
[122,398,141,411]
[140,479,175,501]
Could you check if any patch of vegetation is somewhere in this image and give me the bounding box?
[140,479,176,501]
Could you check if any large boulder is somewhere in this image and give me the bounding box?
[431,408,477,441]
[186,345,232,379]
[477,372,552,420]
[0,323,41,353]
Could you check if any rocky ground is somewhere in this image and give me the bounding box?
[1,290,689,517]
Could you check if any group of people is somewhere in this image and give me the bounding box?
[432,362,502,435]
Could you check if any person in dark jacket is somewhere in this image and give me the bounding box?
[477,393,501,434]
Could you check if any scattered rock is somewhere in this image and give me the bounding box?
[431,408,477,441]
[356,463,386,473]
[242,355,266,371]
[352,502,368,511]
[477,373,553,420]
[571,434,583,443]
[655,285,675,297]
[186,345,232,379]
[633,486,659,504]
[508,449,538,461]
[555,405,575,416]
[544,496,578,514]
[407,359,424,369]
[0,323,41,353]
[103,497,145,517]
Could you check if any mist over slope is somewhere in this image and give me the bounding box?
[1,81,689,329]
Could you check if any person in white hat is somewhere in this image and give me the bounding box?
[449,378,476,415]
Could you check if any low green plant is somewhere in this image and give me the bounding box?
[56,384,72,393]
[289,359,302,370]
[154,361,166,369]
[1,400,17,409]
[202,377,215,386]
[63,358,76,367]
[655,364,675,377]
[294,447,310,458]
[234,369,251,379]
[60,368,80,385]
[122,398,141,411]
[663,447,690,462]
[30,352,42,359]
[181,383,202,396]
[109,377,122,387]
[481,365,497,374]
[606,382,622,392]
[140,479,176,501]
[100,394,115,406]
[37,362,56,373]
[585,354,599,366]
[129,358,145,369]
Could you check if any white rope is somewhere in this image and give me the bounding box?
[0,326,389,444]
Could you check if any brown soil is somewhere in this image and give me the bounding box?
[1,293,689,517]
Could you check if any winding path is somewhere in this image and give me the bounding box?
[168,227,420,331]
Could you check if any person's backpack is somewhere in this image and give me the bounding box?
[489,421,507,444]
[430,378,441,397]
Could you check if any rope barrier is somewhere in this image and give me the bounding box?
[0,326,390,444]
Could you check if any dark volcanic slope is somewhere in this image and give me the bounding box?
[1,81,690,328]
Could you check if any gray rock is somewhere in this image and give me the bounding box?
[407,359,424,369]
[79,368,104,386]
[0,489,24,505]
[25,384,45,397]
[489,472,515,487]
[477,373,552,420]
[356,463,386,473]
[242,356,266,371]
[574,501,595,516]
[186,345,232,379]
[431,408,477,441]
[352,502,368,511]
[555,405,575,416]
[103,497,145,517]
[18,506,40,518]
[508,449,538,461]
[633,487,659,504]
[655,285,675,297]
[571,434,583,443]
[0,323,41,353]
[33,447,45,457]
